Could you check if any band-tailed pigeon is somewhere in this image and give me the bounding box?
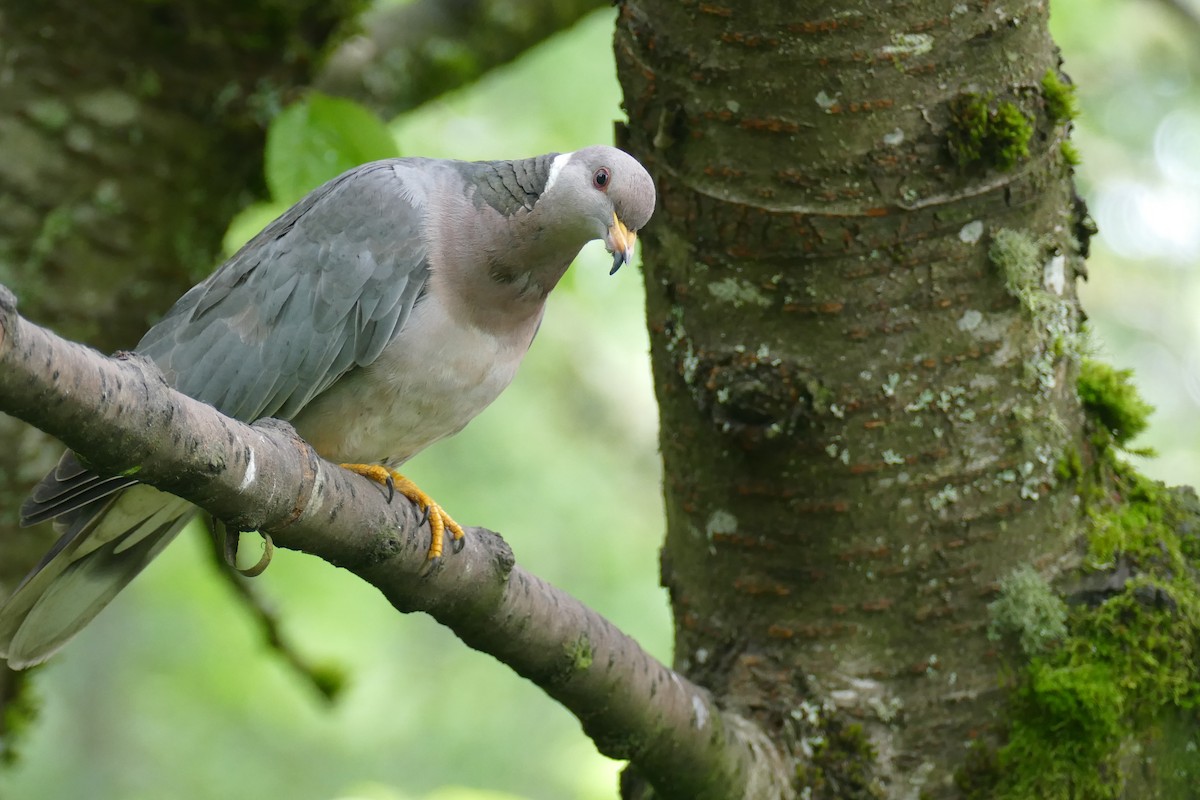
[0,145,656,668]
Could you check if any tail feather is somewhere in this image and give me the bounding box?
[0,485,194,668]
[15,496,120,594]
[20,452,137,527]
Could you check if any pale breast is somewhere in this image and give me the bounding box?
[291,290,535,466]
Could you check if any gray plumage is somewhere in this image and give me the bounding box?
[1,145,655,668]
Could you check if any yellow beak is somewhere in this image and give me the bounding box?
[606,212,638,275]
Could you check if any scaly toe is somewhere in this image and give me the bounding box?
[339,463,466,565]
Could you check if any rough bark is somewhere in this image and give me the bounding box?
[616,0,1096,796]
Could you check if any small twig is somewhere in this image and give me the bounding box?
[1151,0,1200,41]
[203,520,345,702]
[0,666,32,764]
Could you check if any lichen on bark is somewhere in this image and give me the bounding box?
[615,0,1127,795]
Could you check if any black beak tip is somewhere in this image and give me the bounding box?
[610,251,625,276]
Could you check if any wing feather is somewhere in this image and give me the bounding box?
[141,159,431,421]
[24,160,433,515]
[5,158,444,666]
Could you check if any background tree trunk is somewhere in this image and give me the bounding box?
[0,0,366,516]
[0,0,363,753]
[615,0,1124,795]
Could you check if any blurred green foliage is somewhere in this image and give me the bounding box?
[1,8,665,800]
[265,93,399,203]
[1057,0,1200,485]
[2,0,1198,797]
[224,92,401,253]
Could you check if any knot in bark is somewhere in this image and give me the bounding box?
[698,350,813,448]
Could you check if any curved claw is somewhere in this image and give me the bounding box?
[340,463,467,565]
[417,555,444,579]
[237,533,274,578]
[215,518,274,577]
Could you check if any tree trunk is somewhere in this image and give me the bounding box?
[3,0,1195,795]
[615,0,1184,796]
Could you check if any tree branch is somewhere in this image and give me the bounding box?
[316,0,609,118]
[1148,0,1200,44]
[0,284,791,800]
[203,524,347,702]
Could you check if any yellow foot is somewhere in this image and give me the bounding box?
[340,463,465,565]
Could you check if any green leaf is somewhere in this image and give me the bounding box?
[265,92,400,205]
[221,200,290,255]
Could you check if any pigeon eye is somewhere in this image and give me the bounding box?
[592,168,610,191]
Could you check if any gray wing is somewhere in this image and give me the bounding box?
[139,159,431,422]
[20,159,432,525]
[3,160,436,666]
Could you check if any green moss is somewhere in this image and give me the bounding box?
[989,566,1069,655]
[985,462,1200,799]
[1086,476,1164,564]
[564,634,594,671]
[1042,69,1085,178]
[1078,359,1154,447]
[1073,575,1197,712]
[1042,70,1080,124]
[1060,140,1082,167]
[998,662,1125,798]
[947,94,989,166]
[1056,448,1083,481]
[990,102,1035,169]
[799,721,884,799]
[947,93,1033,171]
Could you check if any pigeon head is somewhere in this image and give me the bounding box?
[544,146,656,274]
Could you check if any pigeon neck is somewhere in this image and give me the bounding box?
[429,176,589,335]
[488,211,585,298]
